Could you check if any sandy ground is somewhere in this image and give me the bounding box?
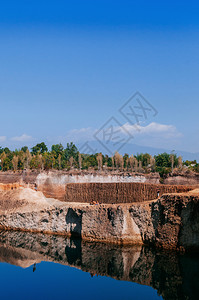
[0,184,198,215]
[0,187,63,213]
[166,188,199,197]
[0,186,90,214]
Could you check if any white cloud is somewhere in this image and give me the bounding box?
[45,122,182,151]
[56,122,181,143]
[10,134,34,142]
[121,122,182,138]
[0,136,6,142]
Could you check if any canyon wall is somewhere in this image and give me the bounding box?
[1,170,199,189]
[0,183,20,191]
[164,173,199,185]
[63,182,193,204]
[0,186,199,250]
[0,170,159,185]
[0,170,198,203]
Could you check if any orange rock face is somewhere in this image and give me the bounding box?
[63,182,194,204]
[0,183,20,191]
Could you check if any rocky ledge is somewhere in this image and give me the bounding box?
[0,185,198,251]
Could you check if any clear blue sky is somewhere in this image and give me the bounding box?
[0,0,199,153]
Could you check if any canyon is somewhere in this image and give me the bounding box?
[0,170,198,201]
[0,179,198,251]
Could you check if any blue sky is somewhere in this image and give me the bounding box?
[0,0,199,154]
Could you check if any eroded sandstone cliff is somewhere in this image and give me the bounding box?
[63,182,193,203]
[0,184,198,250]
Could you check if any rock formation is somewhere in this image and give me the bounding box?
[0,184,198,250]
[63,182,193,203]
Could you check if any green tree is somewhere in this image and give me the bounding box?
[42,152,54,170]
[0,147,4,155]
[155,153,172,168]
[82,154,97,169]
[51,143,64,159]
[193,164,199,173]
[31,142,48,155]
[3,157,10,171]
[58,154,62,170]
[3,147,11,155]
[64,142,78,161]
[155,152,178,178]
[18,150,25,169]
[21,146,28,153]
[0,152,7,171]
[123,153,129,169]
[135,153,151,167]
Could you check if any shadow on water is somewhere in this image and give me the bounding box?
[0,230,198,300]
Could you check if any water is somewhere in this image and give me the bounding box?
[0,231,198,300]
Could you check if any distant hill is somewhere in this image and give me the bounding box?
[78,141,199,162]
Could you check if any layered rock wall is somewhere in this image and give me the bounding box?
[63,182,193,204]
[0,182,198,250]
[0,170,198,203]
[0,186,199,250]
[164,173,199,185]
[0,183,20,191]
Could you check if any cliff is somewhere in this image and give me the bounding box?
[0,184,198,251]
[0,170,159,185]
[0,170,198,203]
[63,182,193,204]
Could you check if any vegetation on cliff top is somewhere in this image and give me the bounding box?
[0,142,198,177]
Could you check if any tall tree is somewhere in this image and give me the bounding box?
[138,160,142,172]
[149,155,155,171]
[12,156,18,172]
[78,152,82,170]
[96,153,103,171]
[24,149,32,169]
[0,152,6,171]
[69,156,74,168]
[64,142,78,161]
[178,156,183,170]
[170,152,175,172]
[58,154,62,170]
[111,156,115,170]
[129,155,134,171]
[114,152,120,170]
[51,143,64,159]
[31,142,48,154]
[134,158,138,172]
[119,155,124,171]
[21,146,28,153]
[38,154,44,170]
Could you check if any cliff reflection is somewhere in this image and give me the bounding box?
[0,230,198,300]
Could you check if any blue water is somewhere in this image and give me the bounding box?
[0,262,161,300]
[0,231,198,300]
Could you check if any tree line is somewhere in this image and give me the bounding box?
[0,142,198,177]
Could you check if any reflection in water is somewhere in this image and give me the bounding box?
[0,230,198,300]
